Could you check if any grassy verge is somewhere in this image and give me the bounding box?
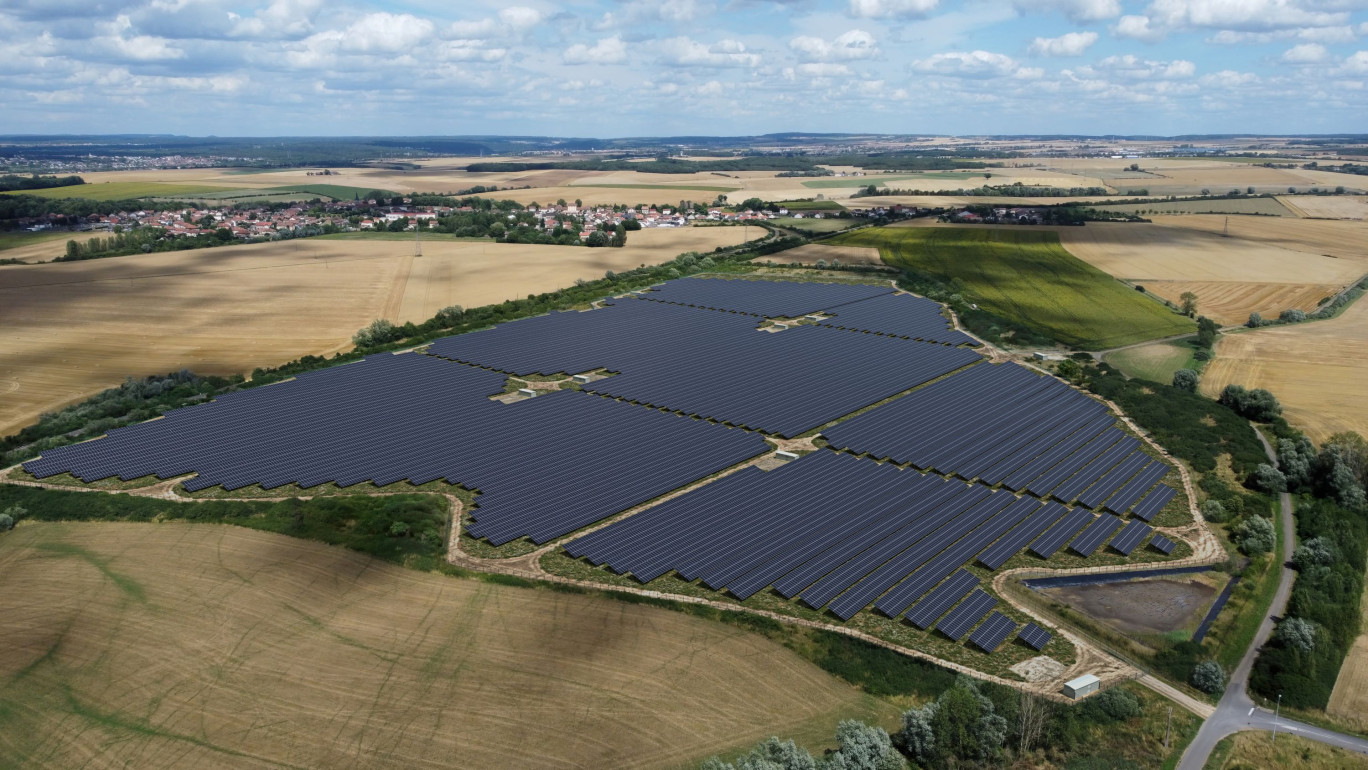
[1203,730,1368,769]
[830,225,1195,349]
[1105,340,1203,383]
[5,468,165,491]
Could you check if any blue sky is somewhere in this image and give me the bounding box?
[1,0,1365,137]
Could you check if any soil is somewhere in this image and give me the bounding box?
[1039,578,1218,636]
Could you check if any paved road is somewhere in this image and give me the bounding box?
[1177,428,1368,767]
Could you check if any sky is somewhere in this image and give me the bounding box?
[1,0,1366,137]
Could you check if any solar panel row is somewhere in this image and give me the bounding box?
[1109,520,1155,555]
[24,353,768,546]
[975,502,1069,569]
[969,612,1018,652]
[1018,623,1053,650]
[637,276,894,318]
[431,297,981,438]
[1150,534,1177,555]
[937,590,998,640]
[1069,514,1125,556]
[1029,508,1096,558]
[811,292,977,346]
[905,571,979,629]
[1132,485,1177,521]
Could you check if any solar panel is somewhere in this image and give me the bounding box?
[904,571,979,629]
[936,589,997,640]
[813,292,977,346]
[1150,534,1177,554]
[639,276,895,318]
[1132,485,1177,521]
[975,501,1065,569]
[1069,514,1125,556]
[1103,461,1169,514]
[1029,508,1095,558]
[1109,520,1154,555]
[968,612,1018,652]
[1018,623,1052,650]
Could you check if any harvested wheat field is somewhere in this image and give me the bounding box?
[1203,295,1368,443]
[779,243,885,266]
[0,522,891,769]
[0,227,762,436]
[1279,195,1368,220]
[1327,592,1368,732]
[1139,281,1341,326]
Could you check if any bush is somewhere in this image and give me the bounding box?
[1273,617,1318,653]
[1172,368,1198,392]
[1218,384,1282,422]
[1247,312,1264,327]
[1279,309,1307,323]
[1081,688,1141,722]
[1190,661,1227,694]
[1253,463,1288,494]
[352,319,399,348]
[1200,499,1228,523]
[1233,514,1275,555]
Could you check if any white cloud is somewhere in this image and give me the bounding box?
[1147,0,1351,33]
[1029,31,1099,56]
[1086,54,1196,79]
[1199,69,1261,87]
[790,30,879,62]
[226,0,322,40]
[1340,50,1368,73]
[1282,42,1329,62]
[498,7,543,31]
[848,0,939,19]
[1207,25,1359,43]
[1014,0,1121,22]
[438,40,507,62]
[336,13,434,53]
[913,50,1026,78]
[796,62,854,77]
[1114,14,1163,41]
[97,15,185,61]
[659,37,761,67]
[564,35,627,64]
[696,80,725,95]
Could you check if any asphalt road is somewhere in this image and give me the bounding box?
[1177,428,1368,767]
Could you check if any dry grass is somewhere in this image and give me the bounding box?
[1,233,126,264]
[0,521,893,769]
[1206,730,1368,769]
[1140,281,1341,326]
[1326,580,1368,732]
[0,226,763,437]
[779,243,885,266]
[1202,293,1368,444]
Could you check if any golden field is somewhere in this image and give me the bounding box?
[0,522,891,769]
[0,227,762,436]
[1137,280,1341,326]
[1202,293,1368,444]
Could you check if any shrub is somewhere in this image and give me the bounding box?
[352,319,399,348]
[1081,688,1141,722]
[1190,661,1227,694]
[1218,385,1282,422]
[0,512,15,531]
[1234,514,1275,555]
[1172,368,1198,392]
[1200,499,1228,523]
[1273,617,1318,653]
[1247,312,1264,327]
[1279,309,1306,323]
[1253,464,1288,494]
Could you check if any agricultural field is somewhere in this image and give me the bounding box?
[769,216,857,232]
[1202,292,1368,444]
[1327,590,1368,732]
[8,181,238,200]
[829,225,1194,349]
[1103,340,1201,384]
[1090,197,1293,217]
[1040,157,1368,196]
[1139,281,1340,326]
[1280,195,1368,220]
[0,226,763,437]
[778,243,885,266]
[0,522,893,769]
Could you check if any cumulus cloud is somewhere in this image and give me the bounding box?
[227,0,323,40]
[1119,0,1359,42]
[564,35,627,64]
[1207,25,1359,44]
[498,7,543,31]
[696,79,725,95]
[97,15,185,61]
[848,0,939,19]
[1014,0,1121,22]
[336,13,434,53]
[659,37,761,67]
[1029,31,1099,56]
[913,50,1040,78]
[790,30,879,62]
[1340,50,1368,73]
[1086,54,1197,79]
[1282,42,1329,62]
[1115,14,1164,41]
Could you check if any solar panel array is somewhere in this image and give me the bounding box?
[1109,520,1155,556]
[937,590,998,640]
[969,612,1018,652]
[638,276,894,318]
[812,293,977,346]
[823,362,1171,512]
[24,353,768,545]
[1018,623,1053,650]
[429,297,981,437]
[1150,534,1177,555]
[1069,514,1125,556]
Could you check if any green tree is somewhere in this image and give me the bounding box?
[825,720,904,770]
[65,239,80,260]
[0,504,21,531]
[1200,498,1228,523]
[1273,617,1318,652]
[1247,312,1264,327]
[1235,512,1276,553]
[1196,315,1219,348]
[1057,359,1084,383]
[1191,661,1227,694]
[1172,368,1199,392]
[1179,291,1199,316]
[1279,309,1306,323]
[586,231,610,247]
[622,218,642,231]
[1252,464,1287,495]
[352,319,399,348]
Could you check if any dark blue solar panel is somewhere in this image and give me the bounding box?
[1029,508,1095,558]
[1038,437,1140,502]
[1132,485,1177,521]
[975,501,1066,569]
[905,571,979,629]
[1109,520,1154,555]
[936,590,997,640]
[969,612,1017,652]
[639,276,894,318]
[813,292,977,346]
[430,297,980,438]
[1075,452,1153,509]
[1018,623,1052,650]
[24,353,767,546]
[1103,461,1170,513]
[1069,514,1125,556]
[1150,534,1177,554]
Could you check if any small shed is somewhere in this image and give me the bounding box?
[572,374,592,384]
[775,450,799,461]
[1063,674,1100,699]
[772,323,789,330]
[517,388,537,398]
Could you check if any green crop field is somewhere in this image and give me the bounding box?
[568,183,740,192]
[831,226,1195,349]
[772,199,845,211]
[801,175,929,189]
[7,182,239,200]
[1092,197,1293,217]
[0,230,71,252]
[189,183,392,201]
[1104,340,1201,383]
[770,217,855,232]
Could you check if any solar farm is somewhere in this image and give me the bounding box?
[23,275,1188,664]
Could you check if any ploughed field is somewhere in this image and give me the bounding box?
[0,227,762,437]
[0,522,891,769]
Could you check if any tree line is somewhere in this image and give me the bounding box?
[0,173,85,192]
[855,183,1111,198]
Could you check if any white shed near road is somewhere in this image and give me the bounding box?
[1063,674,1100,699]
